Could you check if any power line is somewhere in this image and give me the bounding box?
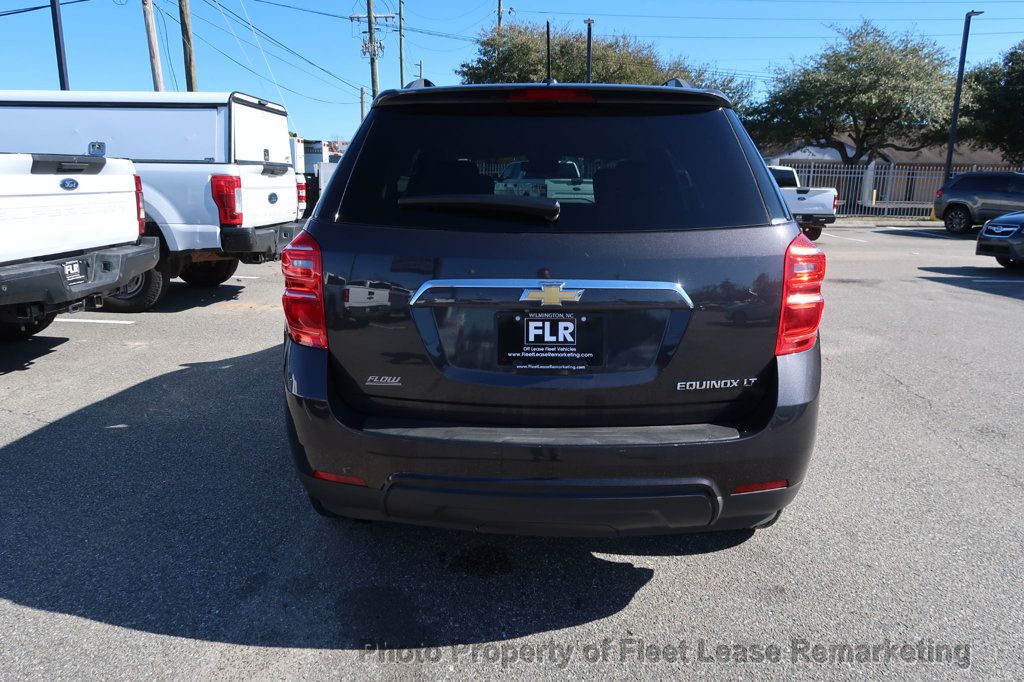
[517,10,1024,22]
[0,0,90,18]
[152,3,358,104]
[237,0,290,116]
[253,0,477,41]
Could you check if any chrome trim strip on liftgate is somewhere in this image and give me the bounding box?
[409,279,695,308]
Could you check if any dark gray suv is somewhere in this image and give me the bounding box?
[934,171,1024,234]
[281,83,825,537]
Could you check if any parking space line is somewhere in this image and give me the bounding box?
[233,276,260,279]
[53,318,135,325]
[820,233,868,243]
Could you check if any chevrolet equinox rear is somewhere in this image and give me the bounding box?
[282,83,824,536]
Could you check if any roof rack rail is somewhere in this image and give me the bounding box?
[662,77,694,89]
[403,78,436,89]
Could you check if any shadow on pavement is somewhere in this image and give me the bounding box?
[95,281,246,315]
[0,346,751,650]
[918,265,1024,301]
[0,334,68,376]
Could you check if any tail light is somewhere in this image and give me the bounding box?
[935,187,944,198]
[211,175,243,226]
[508,88,594,102]
[296,180,307,204]
[832,193,838,212]
[776,233,826,355]
[133,174,146,236]
[281,230,327,348]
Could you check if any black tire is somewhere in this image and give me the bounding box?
[801,225,823,240]
[996,256,1024,270]
[0,314,57,342]
[103,269,170,313]
[943,205,972,234]
[179,258,240,287]
[308,495,344,519]
[752,510,783,530]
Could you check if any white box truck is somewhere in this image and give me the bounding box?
[0,91,303,311]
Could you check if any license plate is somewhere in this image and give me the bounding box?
[62,259,86,284]
[497,311,604,370]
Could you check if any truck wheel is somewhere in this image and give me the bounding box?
[0,314,56,342]
[801,225,823,240]
[103,269,170,313]
[179,258,240,287]
[996,256,1024,270]
[943,206,972,234]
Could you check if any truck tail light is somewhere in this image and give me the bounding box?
[776,233,826,356]
[296,180,307,204]
[832,193,838,212]
[935,187,944,198]
[211,175,243,226]
[281,231,327,349]
[133,174,146,236]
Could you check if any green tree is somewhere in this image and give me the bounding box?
[456,24,753,111]
[746,22,956,164]
[964,41,1024,164]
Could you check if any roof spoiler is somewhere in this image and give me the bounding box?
[662,78,693,88]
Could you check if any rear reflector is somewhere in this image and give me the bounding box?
[211,175,243,226]
[935,187,944,198]
[733,480,788,494]
[313,470,367,487]
[507,88,594,102]
[281,230,327,348]
[133,174,146,236]
[776,232,826,355]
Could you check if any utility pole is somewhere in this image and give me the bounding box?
[49,0,70,90]
[417,60,423,80]
[497,0,503,30]
[584,18,594,83]
[398,0,405,86]
[367,0,378,97]
[349,4,393,98]
[141,0,164,91]
[178,0,198,91]
[943,9,984,180]
[360,87,365,120]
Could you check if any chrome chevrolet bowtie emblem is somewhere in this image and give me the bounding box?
[520,283,584,306]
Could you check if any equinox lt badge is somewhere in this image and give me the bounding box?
[677,378,758,391]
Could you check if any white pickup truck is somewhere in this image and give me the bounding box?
[768,165,838,240]
[495,160,595,202]
[0,91,302,311]
[0,152,159,340]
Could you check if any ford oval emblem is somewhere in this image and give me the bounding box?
[268,192,278,204]
[60,178,79,191]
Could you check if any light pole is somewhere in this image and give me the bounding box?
[943,9,983,181]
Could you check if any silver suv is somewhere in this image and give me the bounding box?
[934,172,1024,234]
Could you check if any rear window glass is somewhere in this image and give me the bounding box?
[337,106,770,231]
[953,175,1009,192]
[769,167,799,188]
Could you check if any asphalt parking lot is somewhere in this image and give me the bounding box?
[1,224,1021,679]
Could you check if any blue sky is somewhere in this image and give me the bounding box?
[2,0,1023,139]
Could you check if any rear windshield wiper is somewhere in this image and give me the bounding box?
[398,194,560,222]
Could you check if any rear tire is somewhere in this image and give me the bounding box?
[103,269,170,313]
[943,206,972,234]
[179,258,240,287]
[996,256,1024,270]
[0,313,56,342]
[308,495,344,519]
[801,225,823,240]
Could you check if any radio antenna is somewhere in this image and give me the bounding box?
[545,21,552,83]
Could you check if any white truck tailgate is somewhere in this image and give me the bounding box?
[236,165,298,227]
[0,154,139,264]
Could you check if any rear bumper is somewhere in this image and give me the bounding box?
[976,233,1024,259]
[793,214,836,226]
[283,339,821,536]
[0,237,159,313]
[220,221,301,258]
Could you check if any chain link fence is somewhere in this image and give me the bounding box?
[780,162,1024,218]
